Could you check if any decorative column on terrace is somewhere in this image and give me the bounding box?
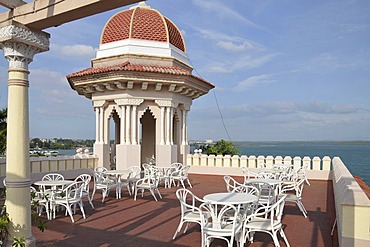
[179,104,190,164]
[93,100,110,168]
[114,98,143,169]
[0,23,49,247]
[155,99,179,165]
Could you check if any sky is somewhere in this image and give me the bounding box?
[0,0,370,141]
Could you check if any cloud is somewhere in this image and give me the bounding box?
[29,69,67,85]
[51,44,95,59]
[234,75,276,91]
[216,40,259,52]
[192,0,260,28]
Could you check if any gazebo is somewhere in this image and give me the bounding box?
[67,2,214,170]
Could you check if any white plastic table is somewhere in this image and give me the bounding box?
[203,192,258,204]
[34,180,73,188]
[104,170,131,198]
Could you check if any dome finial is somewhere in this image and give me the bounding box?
[130,1,151,9]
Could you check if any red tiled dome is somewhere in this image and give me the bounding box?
[100,3,186,52]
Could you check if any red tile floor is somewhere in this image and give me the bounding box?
[32,174,338,247]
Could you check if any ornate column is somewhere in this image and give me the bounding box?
[93,100,105,144]
[165,106,171,145]
[120,105,126,144]
[169,107,174,145]
[0,24,49,247]
[181,104,190,145]
[95,107,100,143]
[125,105,131,144]
[160,106,165,145]
[131,105,138,145]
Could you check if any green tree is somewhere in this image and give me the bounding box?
[202,139,240,156]
[0,108,7,156]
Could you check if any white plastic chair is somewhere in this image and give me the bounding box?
[31,186,51,220]
[92,171,119,202]
[280,176,307,218]
[200,202,243,247]
[173,188,209,240]
[240,194,289,247]
[169,165,192,188]
[127,166,142,194]
[42,173,64,181]
[134,167,162,201]
[74,174,94,209]
[51,181,86,223]
[118,172,132,198]
[94,167,108,173]
[223,175,244,192]
[241,167,259,182]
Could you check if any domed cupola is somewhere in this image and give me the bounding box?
[94,1,191,70]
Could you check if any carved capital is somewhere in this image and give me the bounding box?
[93,100,105,108]
[155,100,179,108]
[0,24,50,69]
[180,103,191,111]
[115,98,144,106]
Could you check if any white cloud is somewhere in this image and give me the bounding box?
[51,44,95,59]
[216,40,258,52]
[29,69,67,85]
[192,0,260,28]
[234,75,276,91]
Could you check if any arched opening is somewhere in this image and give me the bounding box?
[140,108,156,165]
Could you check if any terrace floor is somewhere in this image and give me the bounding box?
[32,174,338,247]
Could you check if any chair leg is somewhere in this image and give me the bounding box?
[156,188,162,199]
[187,178,193,188]
[173,220,184,239]
[87,194,94,209]
[149,189,158,201]
[280,228,290,247]
[79,201,86,219]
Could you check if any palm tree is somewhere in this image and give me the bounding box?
[0,108,7,156]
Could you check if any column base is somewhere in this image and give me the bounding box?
[156,145,178,167]
[93,143,110,169]
[116,144,141,170]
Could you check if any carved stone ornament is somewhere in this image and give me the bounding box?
[155,99,179,108]
[0,24,50,51]
[93,100,106,108]
[0,25,50,69]
[114,98,144,106]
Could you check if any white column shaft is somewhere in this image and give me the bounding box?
[170,107,174,145]
[181,109,186,145]
[99,107,104,144]
[165,107,171,145]
[120,105,126,144]
[160,107,165,145]
[95,108,100,143]
[132,105,137,145]
[125,105,131,144]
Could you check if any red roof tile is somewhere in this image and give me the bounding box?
[100,5,186,52]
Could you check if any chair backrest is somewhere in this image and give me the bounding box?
[171,163,183,170]
[128,166,141,178]
[223,175,244,192]
[180,165,190,176]
[74,174,92,192]
[94,167,108,173]
[42,173,64,181]
[62,181,85,200]
[232,184,259,196]
[241,167,259,181]
[93,171,112,185]
[200,202,242,242]
[176,188,204,216]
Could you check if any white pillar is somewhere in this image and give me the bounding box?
[95,107,100,143]
[165,106,171,145]
[120,105,126,144]
[125,105,131,144]
[99,106,104,144]
[0,24,49,247]
[181,109,187,145]
[170,107,174,145]
[132,105,137,145]
[160,106,165,145]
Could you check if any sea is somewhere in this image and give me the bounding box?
[57,142,370,186]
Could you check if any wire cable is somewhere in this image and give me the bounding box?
[191,65,233,142]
